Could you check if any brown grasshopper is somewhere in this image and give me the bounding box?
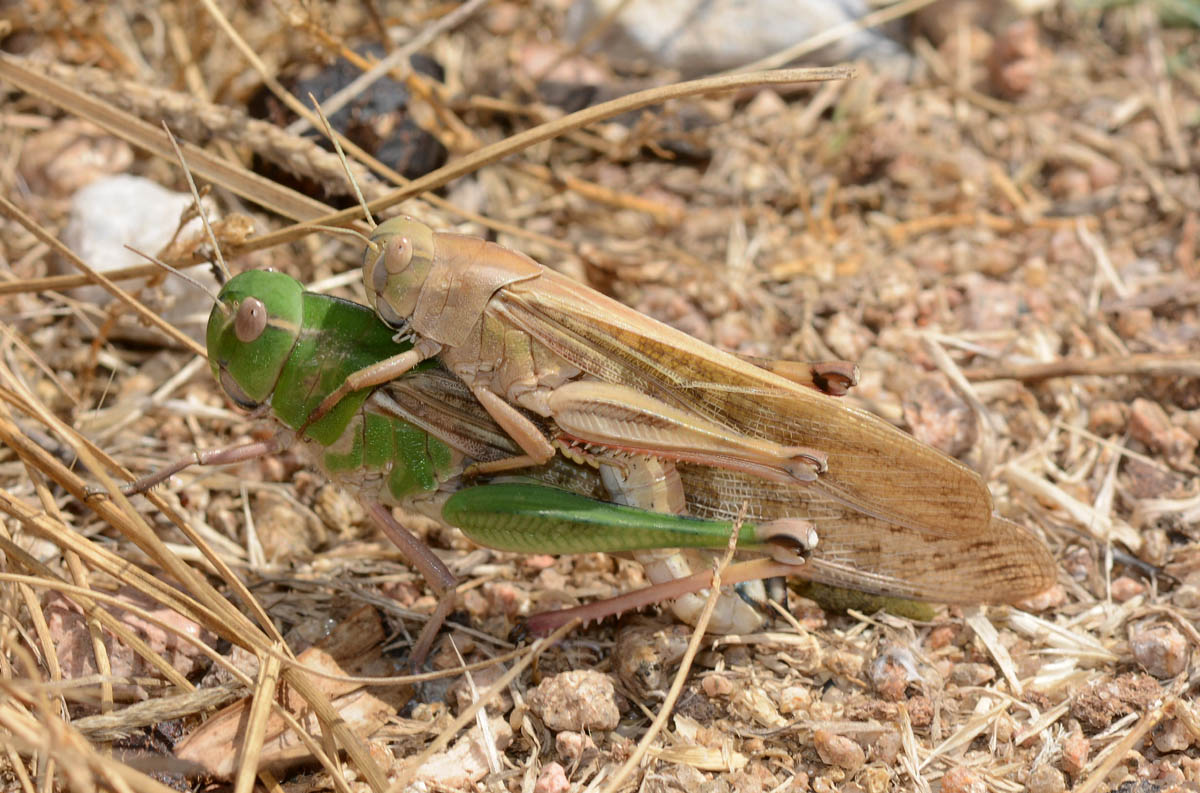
[308,217,1002,553]
[313,216,830,485]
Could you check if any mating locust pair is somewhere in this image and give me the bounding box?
[147,215,1055,662]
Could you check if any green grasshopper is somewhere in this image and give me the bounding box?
[169,264,1053,650]
[140,267,826,661]
[307,217,1008,557]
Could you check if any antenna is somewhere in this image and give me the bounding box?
[161,123,233,282]
[303,223,376,248]
[124,245,222,307]
[309,92,377,233]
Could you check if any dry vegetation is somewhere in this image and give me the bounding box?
[1,1,1199,792]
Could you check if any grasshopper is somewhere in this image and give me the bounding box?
[308,217,1002,549]
[137,267,824,660]
[129,267,1053,659]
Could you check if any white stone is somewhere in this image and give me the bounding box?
[566,0,908,76]
[60,175,221,343]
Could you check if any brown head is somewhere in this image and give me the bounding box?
[363,215,437,329]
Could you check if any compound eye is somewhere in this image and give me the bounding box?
[219,368,258,409]
[369,255,390,299]
[385,233,414,275]
[234,297,267,343]
[377,296,406,328]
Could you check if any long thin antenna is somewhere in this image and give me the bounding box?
[309,92,377,232]
[124,245,222,307]
[162,122,233,282]
[304,223,375,248]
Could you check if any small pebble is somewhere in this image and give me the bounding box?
[253,494,317,562]
[484,2,520,35]
[1060,731,1089,776]
[533,762,569,793]
[811,775,837,793]
[1110,576,1146,603]
[1088,400,1128,436]
[701,674,734,697]
[1131,623,1188,678]
[1048,167,1091,201]
[743,88,788,120]
[526,670,620,731]
[870,646,920,702]
[808,700,836,721]
[778,685,811,715]
[927,625,959,650]
[987,19,1043,97]
[1124,457,1186,500]
[482,581,526,618]
[1174,579,1200,609]
[461,589,490,619]
[1062,546,1098,584]
[518,41,608,86]
[932,21,992,61]
[908,696,934,730]
[535,566,568,591]
[991,712,1016,743]
[902,375,977,458]
[1026,764,1066,793]
[1022,256,1049,288]
[1071,675,1159,731]
[20,119,131,196]
[872,730,902,765]
[1152,762,1189,785]
[1130,398,1173,449]
[724,644,754,668]
[1130,399,1197,470]
[730,686,785,728]
[826,649,865,679]
[312,485,363,534]
[825,311,874,361]
[863,766,890,793]
[1164,427,1198,470]
[555,731,597,765]
[1046,228,1086,265]
[449,664,511,717]
[949,662,995,687]
[1017,584,1067,612]
[1152,718,1193,753]
[413,717,512,787]
[812,729,865,773]
[574,553,615,574]
[1129,119,1165,161]
[962,274,1022,331]
[1137,529,1170,567]
[1088,156,1121,189]
[940,765,986,793]
[1115,308,1153,339]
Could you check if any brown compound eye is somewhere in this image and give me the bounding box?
[234,297,267,343]
[369,253,390,297]
[377,295,406,328]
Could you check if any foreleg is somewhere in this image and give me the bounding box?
[116,436,283,496]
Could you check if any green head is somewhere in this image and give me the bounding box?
[362,215,435,328]
[206,270,303,409]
